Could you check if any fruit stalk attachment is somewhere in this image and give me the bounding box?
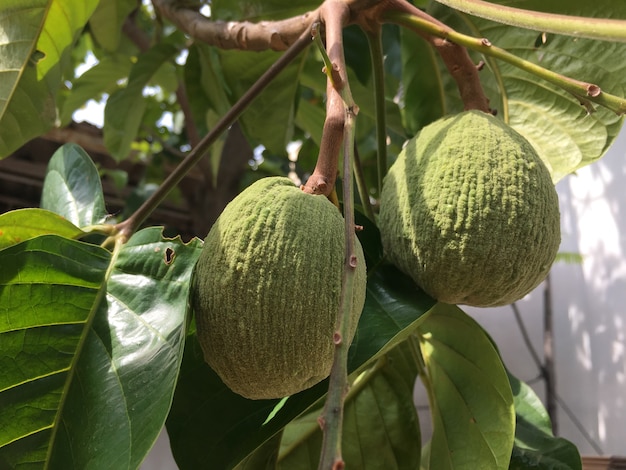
[309,2,363,470]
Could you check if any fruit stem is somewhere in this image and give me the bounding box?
[381,0,491,113]
[113,24,315,242]
[314,2,362,470]
[385,9,626,116]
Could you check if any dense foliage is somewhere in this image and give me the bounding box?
[1,0,625,469]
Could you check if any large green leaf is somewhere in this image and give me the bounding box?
[0,229,202,469]
[418,303,515,470]
[103,42,179,160]
[0,208,84,250]
[277,342,421,469]
[509,374,582,470]
[47,228,202,469]
[41,143,107,228]
[0,235,110,469]
[0,0,100,158]
[424,0,626,181]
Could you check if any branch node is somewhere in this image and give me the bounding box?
[481,37,492,47]
[586,84,601,97]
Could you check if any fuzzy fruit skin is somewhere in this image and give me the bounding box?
[379,110,560,307]
[192,177,367,399]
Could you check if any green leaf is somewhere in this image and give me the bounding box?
[48,227,202,469]
[60,54,134,125]
[0,208,83,250]
[0,235,110,469]
[41,143,107,227]
[400,27,447,134]
[103,43,179,160]
[88,0,137,52]
[509,374,582,470]
[418,303,515,470]
[0,228,201,469]
[0,0,100,158]
[278,343,421,469]
[429,1,626,181]
[166,219,435,469]
[217,47,308,154]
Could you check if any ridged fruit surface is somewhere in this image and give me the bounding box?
[379,110,560,307]
[192,177,367,399]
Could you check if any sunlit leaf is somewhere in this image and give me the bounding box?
[48,227,202,469]
[418,303,515,470]
[0,235,110,469]
[0,0,100,158]
[0,208,83,250]
[41,143,107,227]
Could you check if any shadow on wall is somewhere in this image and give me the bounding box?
[551,125,626,455]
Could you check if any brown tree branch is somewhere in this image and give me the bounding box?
[152,0,320,51]
[381,0,491,112]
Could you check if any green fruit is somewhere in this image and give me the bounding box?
[379,110,560,307]
[192,177,367,399]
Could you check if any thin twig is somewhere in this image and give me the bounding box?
[314,2,360,469]
[511,302,543,371]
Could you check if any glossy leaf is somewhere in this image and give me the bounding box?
[278,343,421,469]
[103,43,179,160]
[509,374,582,470]
[0,208,84,250]
[427,0,626,181]
[40,143,107,228]
[418,303,515,470]
[48,227,202,469]
[0,235,110,469]
[0,0,100,158]
[166,220,435,469]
